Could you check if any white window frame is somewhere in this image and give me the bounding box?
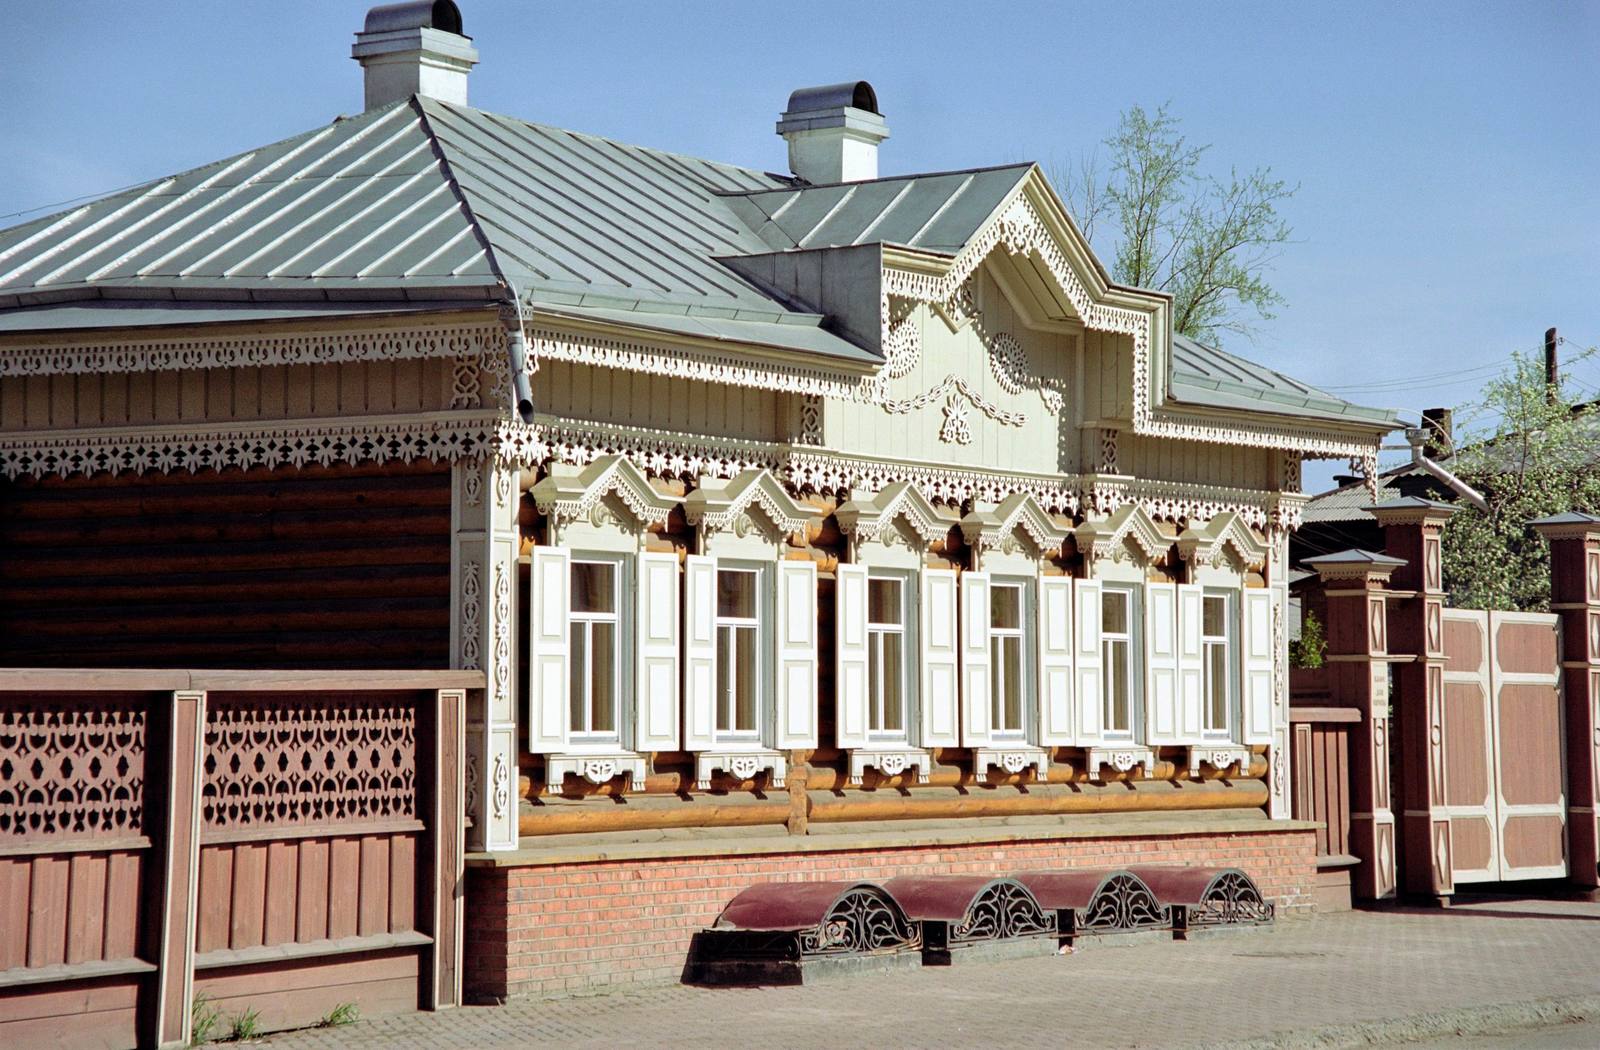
[567,553,630,747]
[1201,588,1237,739]
[988,577,1031,740]
[866,570,914,742]
[713,562,766,744]
[1100,584,1140,742]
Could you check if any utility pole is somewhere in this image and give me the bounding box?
[1546,326,1559,403]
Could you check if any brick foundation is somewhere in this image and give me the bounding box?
[463,827,1317,1001]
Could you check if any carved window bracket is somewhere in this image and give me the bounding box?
[1085,746,1155,780]
[973,746,1047,781]
[1186,745,1251,779]
[545,752,648,789]
[848,748,932,785]
[695,750,788,791]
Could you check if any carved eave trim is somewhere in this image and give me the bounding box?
[1075,502,1170,565]
[960,491,1070,555]
[530,453,678,531]
[835,479,950,546]
[683,467,816,536]
[1177,511,1270,571]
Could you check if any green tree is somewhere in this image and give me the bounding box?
[1052,104,1296,345]
[1442,346,1600,611]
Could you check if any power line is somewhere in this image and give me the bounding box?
[1321,343,1546,393]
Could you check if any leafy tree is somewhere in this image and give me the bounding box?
[1441,346,1600,611]
[1051,104,1296,345]
[1290,610,1326,670]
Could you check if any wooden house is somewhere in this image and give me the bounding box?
[0,2,1403,1032]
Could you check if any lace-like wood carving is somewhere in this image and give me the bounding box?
[202,693,417,830]
[0,694,148,841]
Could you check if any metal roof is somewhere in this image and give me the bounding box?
[1167,333,1402,427]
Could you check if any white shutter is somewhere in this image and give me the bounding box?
[772,559,820,749]
[527,546,570,752]
[834,563,870,749]
[1145,582,1180,744]
[959,571,993,746]
[1035,574,1075,746]
[919,568,960,748]
[1178,583,1205,741]
[683,555,717,751]
[633,551,680,752]
[1242,588,1274,745]
[1074,578,1104,743]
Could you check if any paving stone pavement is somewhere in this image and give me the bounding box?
[266,897,1600,1049]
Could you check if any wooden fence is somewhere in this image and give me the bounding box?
[0,669,479,1049]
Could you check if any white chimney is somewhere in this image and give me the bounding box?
[776,82,889,185]
[352,1,479,111]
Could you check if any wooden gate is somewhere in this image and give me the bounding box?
[1441,610,1566,883]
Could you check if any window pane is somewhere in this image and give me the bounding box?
[991,585,1020,630]
[990,643,1003,727]
[717,625,734,731]
[881,632,903,732]
[1102,590,1127,635]
[1105,638,1128,733]
[1204,594,1226,637]
[1003,636,1023,731]
[734,626,759,731]
[569,626,587,732]
[718,570,757,619]
[1208,643,1228,729]
[868,577,901,625]
[590,622,615,734]
[571,562,615,614]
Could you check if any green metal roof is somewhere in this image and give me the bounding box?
[1167,332,1401,428]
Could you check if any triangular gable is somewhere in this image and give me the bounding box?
[684,468,816,536]
[1177,511,1269,570]
[961,491,1071,555]
[531,454,677,530]
[1074,503,1171,565]
[835,480,951,546]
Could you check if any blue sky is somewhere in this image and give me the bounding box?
[2,1,1596,490]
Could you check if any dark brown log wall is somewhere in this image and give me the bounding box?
[0,462,452,669]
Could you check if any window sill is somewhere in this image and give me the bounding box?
[1186,744,1252,778]
[695,748,787,790]
[973,745,1048,780]
[546,751,648,787]
[848,746,932,784]
[1085,745,1155,778]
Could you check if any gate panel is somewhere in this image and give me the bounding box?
[1491,615,1566,879]
[1441,611,1499,883]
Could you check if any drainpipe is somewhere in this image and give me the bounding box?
[1404,426,1488,512]
[500,285,536,425]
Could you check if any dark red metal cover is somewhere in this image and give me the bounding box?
[1011,869,1121,910]
[713,881,873,932]
[879,875,1009,921]
[1126,865,1232,905]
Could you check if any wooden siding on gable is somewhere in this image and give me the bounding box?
[538,360,788,443]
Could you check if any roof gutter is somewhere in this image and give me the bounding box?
[1405,427,1488,513]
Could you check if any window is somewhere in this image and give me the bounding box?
[1102,587,1137,738]
[989,580,1027,737]
[1202,591,1235,736]
[569,558,622,743]
[867,574,909,738]
[715,567,762,739]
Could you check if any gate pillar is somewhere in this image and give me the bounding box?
[1304,549,1405,901]
[1374,497,1458,902]
[1532,511,1600,892]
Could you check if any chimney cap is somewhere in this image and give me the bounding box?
[363,1,465,36]
[784,81,880,117]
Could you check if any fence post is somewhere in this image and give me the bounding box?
[149,689,206,1048]
[1304,549,1404,901]
[427,688,467,1008]
[1373,497,1458,903]
[1531,512,1600,893]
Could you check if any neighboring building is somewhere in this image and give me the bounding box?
[0,1,1401,1028]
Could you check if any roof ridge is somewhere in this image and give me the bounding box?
[412,97,512,298]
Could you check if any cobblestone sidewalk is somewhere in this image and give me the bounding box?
[267,897,1600,1049]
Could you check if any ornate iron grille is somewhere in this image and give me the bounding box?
[799,887,921,956]
[1190,872,1274,927]
[950,881,1055,943]
[1080,874,1167,934]
[0,694,148,841]
[202,692,417,829]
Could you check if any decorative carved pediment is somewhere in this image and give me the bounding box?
[531,454,677,531]
[835,480,950,548]
[1176,511,1270,571]
[960,492,1070,556]
[1074,503,1169,565]
[683,468,816,538]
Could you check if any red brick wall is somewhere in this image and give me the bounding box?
[464,829,1317,1001]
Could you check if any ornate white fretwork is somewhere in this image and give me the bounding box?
[1186,746,1251,778]
[961,491,1071,558]
[797,395,825,446]
[939,394,972,445]
[1075,503,1170,566]
[987,332,1030,396]
[880,373,1027,428]
[1099,428,1120,475]
[1176,511,1271,571]
[973,746,1047,781]
[683,467,816,537]
[545,753,648,788]
[695,750,787,791]
[834,480,952,547]
[848,748,932,785]
[880,293,922,380]
[450,355,483,409]
[530,454,677,537]
[1085,746,1155,779]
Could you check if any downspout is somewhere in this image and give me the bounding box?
[1404,426,1488,513]
[500,283,536,425]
